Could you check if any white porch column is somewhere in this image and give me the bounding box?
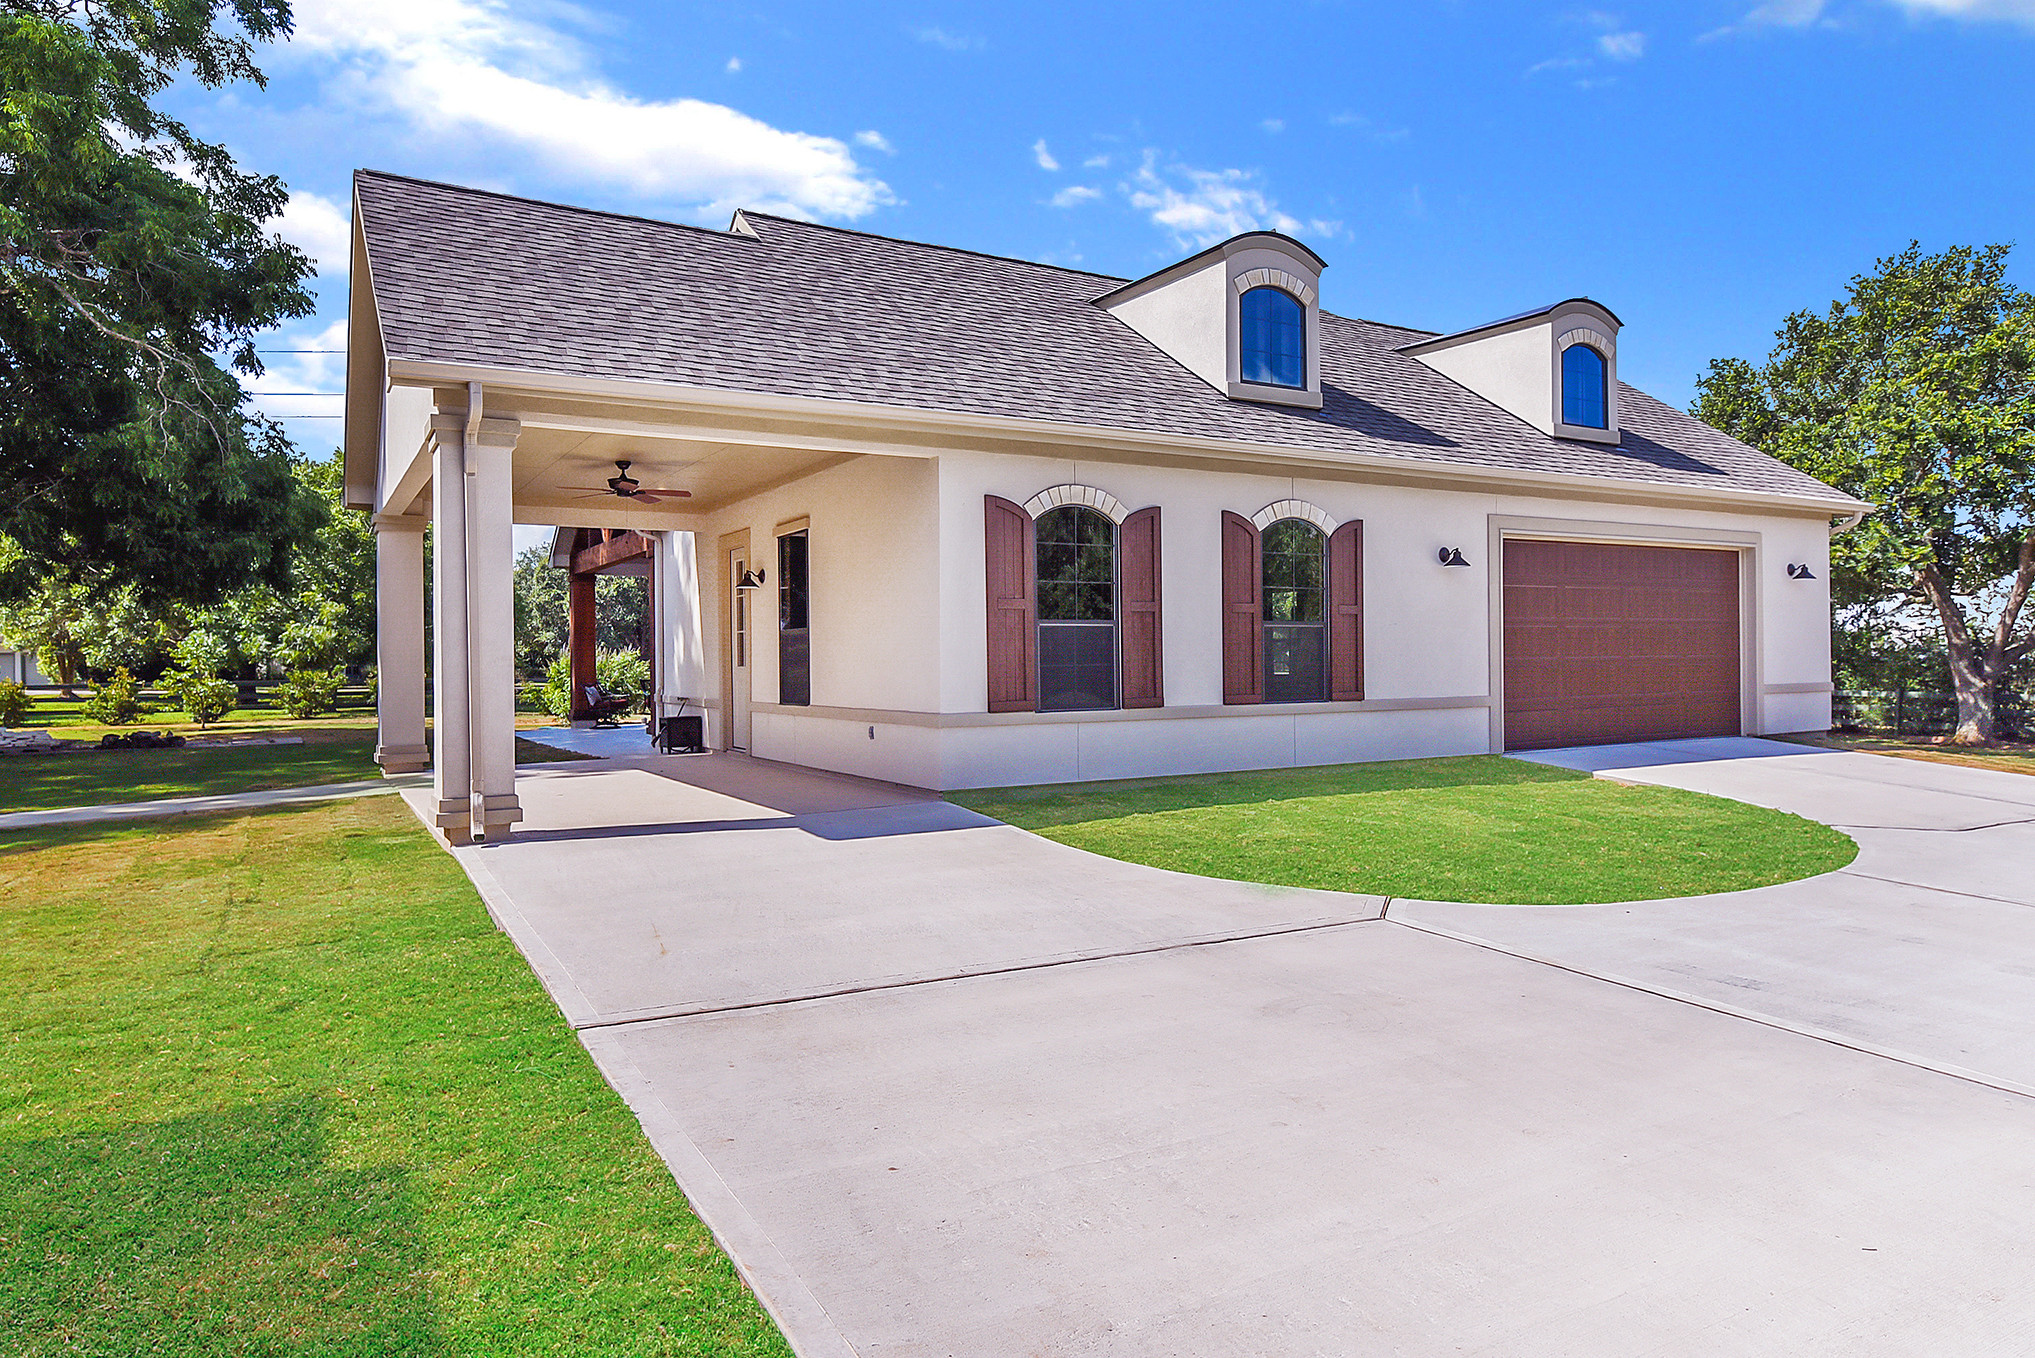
[654,531,708,715]
[372,515,429,774]
[428,419,473,844]
[464,417,523,839]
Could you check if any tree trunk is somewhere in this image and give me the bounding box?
[1950,661,1997,745]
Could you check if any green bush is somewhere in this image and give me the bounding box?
[0,679,32,727]
[81,667,151,725]
[277,666,344,719]
[540,649,652,720]
[161,669,237,727]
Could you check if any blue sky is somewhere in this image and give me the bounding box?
[173,0,2035,461]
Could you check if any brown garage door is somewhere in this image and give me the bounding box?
[1503,539,1741,751]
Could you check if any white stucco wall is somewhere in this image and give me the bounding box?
[700,445,1836,790]
[1103,257,1228,392]
[693,453,941,758]
[1412,320,1557,435]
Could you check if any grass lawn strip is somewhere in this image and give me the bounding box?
[0,731,592,816]
[1783,732,2035,778]
[952,755,1856,905]
[0,799,789,1357]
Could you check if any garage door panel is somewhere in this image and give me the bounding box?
[1504,539,1741,751]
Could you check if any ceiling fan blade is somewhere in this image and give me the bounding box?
[633,488,693,499]
[559,486,618,494]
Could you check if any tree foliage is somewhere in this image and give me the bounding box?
[1694,243,2035,742]
[0,0,324,604]
[513,545,649,679]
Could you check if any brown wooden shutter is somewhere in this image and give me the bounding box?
[1329,519,1364,702]
[1221,511,1263,704]
[1119,506,1164,708]
[984,495,1036,712]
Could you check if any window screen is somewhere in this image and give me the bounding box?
[1035,505,1117,712]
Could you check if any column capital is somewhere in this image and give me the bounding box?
[428,412,521,449]
[372,513,429,533]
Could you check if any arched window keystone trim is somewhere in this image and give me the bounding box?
[1022,484,1128,524]
[1249,500,1336,535]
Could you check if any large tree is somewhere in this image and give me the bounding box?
[0,0,323,604]
[1695,243,2035,743]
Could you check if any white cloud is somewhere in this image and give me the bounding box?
[1125,153,1337,250]
[1048,184,1101,207]
[1032,138,1060,171]
[854,129,895,154]
[911,25,983,50]
[1328,112,1411,142]
[1890,0,2035,20]
[1260,118,1285,133]
[1597,29,1647,58]
[1525,55,1589,74]
[240,316,350,437]
[725,55,741,73]
[1082,154,1111,168]
[271,189,352,284]
[287,0,891,219]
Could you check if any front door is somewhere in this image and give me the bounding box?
[728,548,752,751]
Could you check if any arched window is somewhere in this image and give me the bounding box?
[1561,343,1608,429]
[1262,518,1327,702]
[1239,287,1305,389]
[1036,505,1117,711]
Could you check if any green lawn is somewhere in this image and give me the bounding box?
[0,798,789,1357]
[1,730,589,815]
[951,755,1856,904]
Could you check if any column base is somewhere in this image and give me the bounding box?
[432,796,473,845]
[375,743,431,775]
[475,793,523,841]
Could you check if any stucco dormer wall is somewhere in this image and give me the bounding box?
[1400,299,1622,445]
[1097,232,1327,412]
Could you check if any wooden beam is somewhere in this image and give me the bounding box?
[571,529,654,576]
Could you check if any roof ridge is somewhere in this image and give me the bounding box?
[352,169,756,245]
[735,210,1130,287]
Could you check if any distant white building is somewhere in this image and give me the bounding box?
[1,642,47,687]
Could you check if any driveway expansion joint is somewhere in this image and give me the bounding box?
[575,912,1392,1029]
[1386,915,2035,1103]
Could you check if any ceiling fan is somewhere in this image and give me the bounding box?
[561,460,692,503]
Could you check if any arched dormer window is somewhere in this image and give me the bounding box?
[1239,287,1305,389]
[1561,343,1608,430]
[1035,505,1118,711]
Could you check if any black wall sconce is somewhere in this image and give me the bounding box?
[737,568,767,590]
[1437,547,1471,568]
[1786,563,1816,580]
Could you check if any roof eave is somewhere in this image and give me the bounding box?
[381,356,1868,518]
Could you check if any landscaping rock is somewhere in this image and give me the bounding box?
[0,728,57,754]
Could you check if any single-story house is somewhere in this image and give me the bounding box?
[343,169,1866,842]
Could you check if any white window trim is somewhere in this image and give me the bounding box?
[1250,499,1337,534]
[1024,484,1128,524]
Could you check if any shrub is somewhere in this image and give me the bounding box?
[162,669,237,727]
[277,666,344,719]
[82,667,150,725]
[540,649,652,720]
[0,679,32,727]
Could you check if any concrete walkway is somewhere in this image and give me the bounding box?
[422,744,2035,1357]
[0,772,430,831]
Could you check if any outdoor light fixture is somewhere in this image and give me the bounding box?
[1437,547,1471,568]
[736,568,767,590]
[1786,563,1816,580]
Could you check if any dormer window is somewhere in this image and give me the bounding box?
[1093,232,1326,411]
[1561,343,1608,429]
[1397,299,1623,445]
[1239,287,1305,388]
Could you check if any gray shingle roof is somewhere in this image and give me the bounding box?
[354,170,1852,506]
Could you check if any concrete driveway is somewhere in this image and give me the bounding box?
[416,741,2035,1356]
